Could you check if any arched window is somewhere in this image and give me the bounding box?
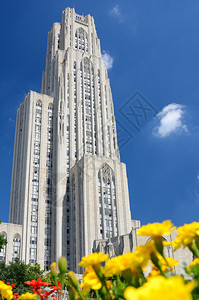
[75,28,88,53]
[12,234,21,261]
[98,164,118,239]
[48,103,53,110]
[0,232,7,261]
[35,101,42,125]
[36,100,42,108]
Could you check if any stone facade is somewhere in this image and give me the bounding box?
[93,220,193,276]
[0,223,22,264]
[5,7,131,272]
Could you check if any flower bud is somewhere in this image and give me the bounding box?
[68,271,79,290]
[50,262,57,276]
[154,236,164,257]
[58,256,67,274]
[188,241,199,258]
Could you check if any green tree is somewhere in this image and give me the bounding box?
[0,221,7,251]
[0,259,44,294]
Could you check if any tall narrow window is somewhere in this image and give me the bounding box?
[66,114,70,176]
[12,234,21,261]
[0,232,6,261]
[75,28,88,53]
[74,62,77,160]
[97,70,103,155]
[30,101,42,265]
[98,164,118,239]
[83,59,92,154]
[91,66,97,154]
[72,176,76,267]
[44,103,53,270]
[81,58,96,155]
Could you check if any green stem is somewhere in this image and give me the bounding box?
[93,264,111,300]
[188,242,199,258]
[151,252,167,278]
[74,286,86,300]
[138,267,147,284]
[95,289,100,299]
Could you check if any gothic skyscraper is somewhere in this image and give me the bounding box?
[8,7,132,272]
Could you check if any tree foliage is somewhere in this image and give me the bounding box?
[0,220,7,251]
[0,259,44,294]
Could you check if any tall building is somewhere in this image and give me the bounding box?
[0,7,193,276]
[7,7,132,272]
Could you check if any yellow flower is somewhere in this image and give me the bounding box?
[172,222,199,250]
[0,281,13,300]
[19,292,37,299]
[134,241,156,263]
[104,249,151,277]
[172,238,182,250]
[163,240,170,247]
[187,258,199,271]
[149,256,179,276]
[106,280,113,290]
[79,252,108,268]
[104,252,138,277]
[137,220,175,238]
[124,276,195,300]
[160,256,179,272]
[80,265,102,295]
[148,266,162,277]
[104,255,123,277]
[117,252,137,272]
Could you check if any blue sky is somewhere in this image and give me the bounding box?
[0,0,199,227]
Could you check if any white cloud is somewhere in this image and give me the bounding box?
[154,103,188,137]
[110,4,121,17]
[102,51,114,70]
[8,117,15,122]
[110,4,123,23]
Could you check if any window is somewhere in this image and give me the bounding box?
[12,235,21,261]
[75,28,88,53]
[0,232,6,261]
[98,164,118,239]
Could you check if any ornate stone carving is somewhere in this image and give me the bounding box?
[101,163,113,182]
[78,27,85,35]
[83,57,90,71]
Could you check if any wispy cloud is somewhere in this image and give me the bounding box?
[102,51,114,70]
[8,117,15,123]
[110,4,121,17]
[154,103,188,137]
[110,4,123,23]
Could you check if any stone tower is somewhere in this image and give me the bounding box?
[9,7,132,272]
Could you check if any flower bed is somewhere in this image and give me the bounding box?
[1,221,199,299]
